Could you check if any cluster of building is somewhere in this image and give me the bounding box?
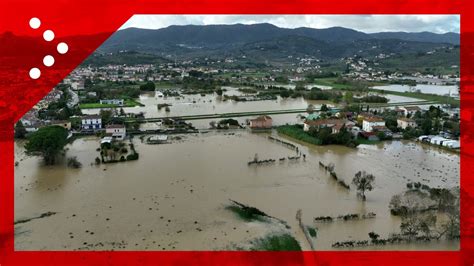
[301,105,453,143]
[418,135,460,149]
[21,112,127,141]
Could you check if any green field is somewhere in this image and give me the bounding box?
[276,125,322,146]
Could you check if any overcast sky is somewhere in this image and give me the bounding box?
[120,15,459,34]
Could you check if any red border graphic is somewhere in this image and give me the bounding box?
[0,0,473,265]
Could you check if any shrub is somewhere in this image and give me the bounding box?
[126,153,139,161]
[67,157,82,168]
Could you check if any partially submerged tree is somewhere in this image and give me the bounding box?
[14,120,27,139]
[429,188,456,211]
[400,212,437,239]
[67,156,82,168]
[25,126,68,165]
[352,171,375,201]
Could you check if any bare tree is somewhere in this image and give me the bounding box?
[352,171,375,201]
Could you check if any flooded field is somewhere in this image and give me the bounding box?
[82,87,423,122]
[372,84,458,96]
[14,131,459,251]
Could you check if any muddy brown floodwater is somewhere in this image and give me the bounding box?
[14,131,459,251]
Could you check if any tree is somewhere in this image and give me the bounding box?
[100,109,114,126]
[280,90,290,98]
[429,188,456,211]
[400,212,437,239]
[25,126,68,165]
[139,81,156,91]
[441,205,460,240]
[320,104,329,112]
[306,104,315,114]
[275,76,289,84]
[352,171,375,201]
[67,156,82,168]
[368,232,380,243]
[344,92,354,104]
[421,118,432,135]
[15,121,27,139]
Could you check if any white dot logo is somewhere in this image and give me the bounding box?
[29,68,41,79]
[28,19,69,79]
[43,55,55,67]
[29,18,41,29]
[57,42,68,54]
[43,30,55,42]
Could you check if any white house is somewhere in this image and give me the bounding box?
[81,115,102,130]
[400,106,422,117]
[105,124,126,140]
[100,99,124,105]
[362,117,385,132]
[397,117,417,130]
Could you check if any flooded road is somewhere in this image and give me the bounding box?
[14,131,459,251]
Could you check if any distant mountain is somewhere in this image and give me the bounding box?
[371,31,460,45]
[93,23,459,64]
[235,35,447,60]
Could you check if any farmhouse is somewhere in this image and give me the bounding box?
[249,116,273,129]
[397,117,417,130]
[81,115,102,131]
[105,124,127,140]
[303,119,349,133]
[362,117,385,132]
[400,106,422,117]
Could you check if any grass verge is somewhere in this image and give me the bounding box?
[276,125,322,145]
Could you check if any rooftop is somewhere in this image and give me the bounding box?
[397,117,415,122]
[403,106,422,111]
[251,115,272,122]
[83,115,101,119]
[363,117,384,123]
[106,124,126,129]
[304,119,346,127]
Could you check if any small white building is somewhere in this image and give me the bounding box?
[430,136,448,145]
[442,140,460,149]
[105,124,126,140]
[362,117,385,132]
[397,117,417,130]
[100,99,124,105]
[400,106,422,117]
[81,115,102,130]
